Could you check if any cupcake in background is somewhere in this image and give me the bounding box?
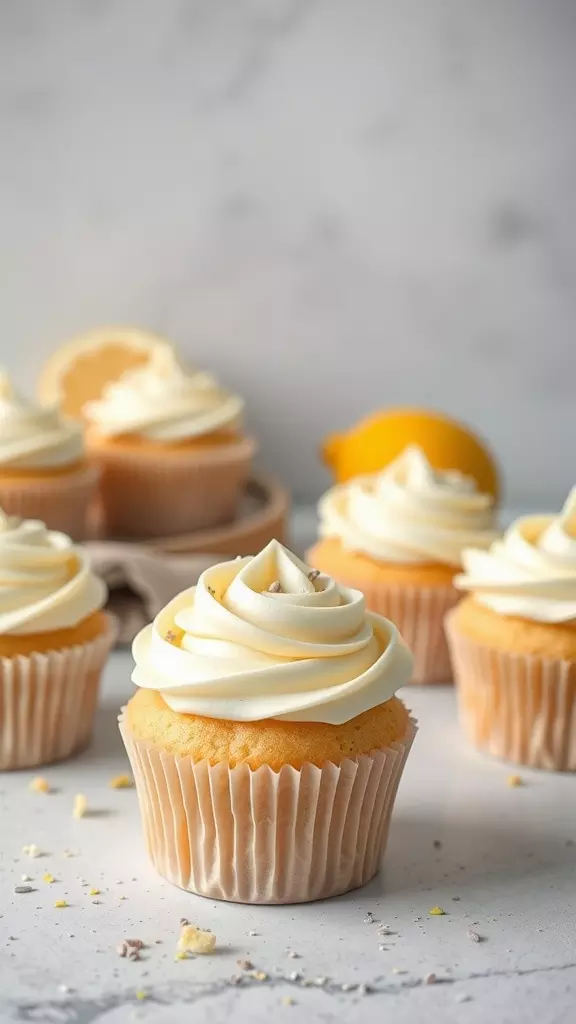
[84,352,256,539]
[0,509,114,769]
[308,446,499,684]
[0,372,98,539]
[121,539,415,903]
[446,488,576,771]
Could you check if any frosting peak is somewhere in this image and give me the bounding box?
[84,355,244,442]
[0,510,107,635]
[0,371,84,469]
[131,540,413,724]
[455,487,576,623]
[319,446,498,567]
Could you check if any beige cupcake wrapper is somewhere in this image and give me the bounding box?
[445,610,576,771]
[93,437,256,539]
[336,578,460,684]
[0,615,116,770]
[120,715,417,904]
[0,464,99,541]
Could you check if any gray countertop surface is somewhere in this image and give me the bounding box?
[1,652,575,1024]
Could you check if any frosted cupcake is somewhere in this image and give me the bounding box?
[84,354,255,539]
[0,510,114,769]
[446,488,576,771]
[308,446,498,684]
[0,372,98,539]
[121,540,415,903]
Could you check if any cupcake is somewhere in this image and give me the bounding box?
[446,488,576,771]
[0,372,98,539]
[84,353,256,539]
[308,446,498,684]
[120,539,415,904]
[0,510,115,769]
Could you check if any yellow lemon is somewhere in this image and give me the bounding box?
[322,408,499,499]
[37,326,176,420]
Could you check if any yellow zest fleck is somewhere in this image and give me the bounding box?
[73,794,88,819]
[282,996,296,1007]
[508,774,524,787]
[428,906,446,916]
[177,924,216,955]
[43,872,55,884]
[174,951,189,961]
[109,774,134,790]
[54,900,68,908]
[135,990,147,1001]
[253,970,268,982]
[29,777,50,793]
[89,888,100,896]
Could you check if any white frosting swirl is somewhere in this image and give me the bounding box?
[132,540,413,724]
[455,487,576,624]
[319,446,498,567]
[0,510,107,635]
[84,356,244,442]
[0,372,83,469]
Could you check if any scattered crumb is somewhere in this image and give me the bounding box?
[119,895,128,901]
[73,794,88,819]
[507,774,524,787]
[22,844,41,858]
[237,959,253,971]
[58,984,71,994]
[313,977,327,987]
[363,911,375,924]
[467,929,484,943]
[358,983,372,996]
[341,982,356,992]
[288,971,302,982]
[29,777,50,794]
[62,850,75,858]
[92,899,101,905]
[252,970,268,982]
[287,951,300,959]
[20,875,32,882]
[282,996,296,1007]
[110,775,134,790]
[54,900,68,909]
[43,873,55,884]
[423,972,437,985]
[392,967,406,975]
[428,906,446,916]
[177,924,216,955]
[135,990,147,1001]
[89,888,101,896]
[248,930,259,936]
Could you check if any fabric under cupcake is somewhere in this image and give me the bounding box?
[121,539,416,903]
[447,487,576,771]
[84,353,255,539]
[0,510,115,769]
[0,372,98,539]
[308,446,498,684]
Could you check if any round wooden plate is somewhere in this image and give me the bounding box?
[87,473,290,555]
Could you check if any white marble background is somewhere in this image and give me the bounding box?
[1,0,575,505]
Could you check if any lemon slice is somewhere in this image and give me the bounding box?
[37,327,175,419]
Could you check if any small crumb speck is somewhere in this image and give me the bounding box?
[287,951,300,959]
[282,996,296,1007]
[428,906,446,916]
[109,775,134,789]
[54,900,68,909]
[237,959,253,971]
[73,794,88,819]
[29,777,50,794]
[22,844,41,859]
[507,774,524,787]
[423,972,437,985]
[467,929,484,943]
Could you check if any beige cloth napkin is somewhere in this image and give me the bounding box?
[85,542,221,646]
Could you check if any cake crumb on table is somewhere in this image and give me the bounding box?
[428,906,446,916]
[73,794,88,819]
[109,775,134,789]
[29,777,50,794]
[177,924,216,955]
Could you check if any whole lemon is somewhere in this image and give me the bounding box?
[322,408,499,499]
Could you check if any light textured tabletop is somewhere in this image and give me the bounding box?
[1,651,575,1024]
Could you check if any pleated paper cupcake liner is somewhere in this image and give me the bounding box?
[0,616,116,770]
[0,464,99,540]
[94,437,256,539]
[120,715,417,904]
[445,610,576,771]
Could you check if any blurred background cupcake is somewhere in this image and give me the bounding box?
[446,488,576,771]
[0,509,115,769]
[309,444,499,684]
[83,350,256,539]
[0,371,98,539]
[121,540,415,903]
